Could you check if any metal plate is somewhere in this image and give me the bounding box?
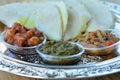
[0,2,120,79]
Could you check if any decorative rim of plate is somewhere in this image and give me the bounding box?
[0,1,120,79]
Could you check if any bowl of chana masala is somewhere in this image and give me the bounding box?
[0,22,46,54]
[78,29,120,56]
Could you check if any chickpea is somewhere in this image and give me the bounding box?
[5,29,16,38]
[12,23,22,31]
[35,30,43,37]
[14,33,22,40]
[29,28,37,33]
[6,37,14,45]
[4,22,44,47]
[26,31,34,38]
[20,26,27,33]
[14,36,26,47]
[22,33,28,39]
[28,36,40,46]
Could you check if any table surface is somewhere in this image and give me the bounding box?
[0,0,120,80]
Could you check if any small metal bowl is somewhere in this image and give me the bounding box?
[36,42,85,65]
[0,31,47,55]
[80,29,120,56]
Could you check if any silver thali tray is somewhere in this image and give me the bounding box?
[0,1,120,79]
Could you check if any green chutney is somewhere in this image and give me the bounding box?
[39,41,80,56]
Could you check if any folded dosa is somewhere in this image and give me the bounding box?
[24,0,68,38]
[0,2,68,41]
[80,0,114,32]
[63,0,91,41]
